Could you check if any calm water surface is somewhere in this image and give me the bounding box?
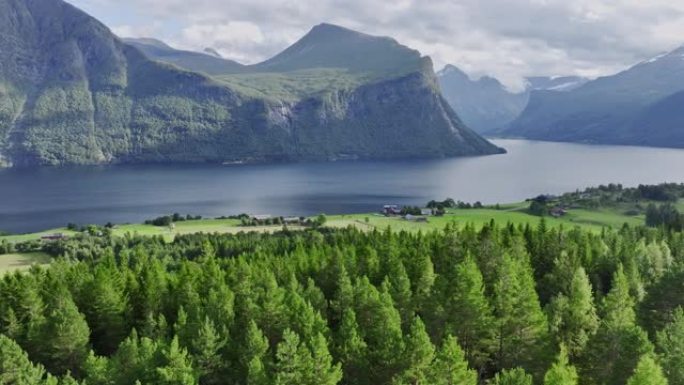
[2,139,684,233]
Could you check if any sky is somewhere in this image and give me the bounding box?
[70,0,684,91]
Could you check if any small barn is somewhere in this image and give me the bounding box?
[383,205,401,216]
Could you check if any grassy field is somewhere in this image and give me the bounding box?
[0,252,52,274]
[0,201,646,244]
[327,204,643,233]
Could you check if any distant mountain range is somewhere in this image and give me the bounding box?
[123,38,246,75]
[436,66,587,133]
[498,46,684,147]
[0,0,502,168]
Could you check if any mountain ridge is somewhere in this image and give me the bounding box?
[499,44,684,146]
[0,0,503,167]
[436,65,587,133]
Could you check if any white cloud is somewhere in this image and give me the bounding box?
[111,22,162,39]
[176,21,272,63]
[69,0,684,89]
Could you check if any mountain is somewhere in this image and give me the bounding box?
[436,65,587,133]
[437,65,528,133]
[132,23,423,78]
[0,0,502,167]
[123,37,246,75]
[251,23,422,76]
[626,90,684,148]
[203,48,222,58]
[501,46,684,146]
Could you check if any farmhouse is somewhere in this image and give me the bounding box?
[41,233,67,241]
[383,205,401,216]
[550,207,568,218]
[251,214,273,221]
[421,208,433,216]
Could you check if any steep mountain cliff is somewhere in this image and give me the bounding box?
[0,0,502,167]
[436,65,588,133]
[437,65,529,133]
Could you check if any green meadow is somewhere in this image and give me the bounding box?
[0,200,645,246]
[0,252,52,274]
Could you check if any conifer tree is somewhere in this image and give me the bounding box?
[444,256,495,369]
[106,331,160,385]
[548,267,599,358]
[0,334,52,384]
[155,336,198,385]
[384,258,413,324]
[493,368,533,385]
[330,265,354,323]
[428,335,478,385]
[191,317,226,385]
[580,265,653,385]
[246,357,269,385]
[393,316,435,385]
[308,333,342,385]
[543,347,578,385]
[493,253,549,376]
[335,309,367,383]
[656,307,684,385]
[353,277,404,383]
[81,266,128,355]
[406,251,435,311]
[626,355,668,385]
[274,329,309,385]
[38,286,90,375]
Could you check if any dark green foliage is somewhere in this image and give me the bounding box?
[580,266,654,385]
[428,335,477,385]
[0,334,55,384]
[437,255,495,371]
[493,368,534,385]
[1,220,684,385]
[656,308,684,385]
[547,267,599,358]
[493,251,550,378]
[35,285,90,375]
[543,347,578,385]
[645,203,684,231]
[529,200,549,216]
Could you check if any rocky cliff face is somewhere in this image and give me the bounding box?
[0,0,503,167]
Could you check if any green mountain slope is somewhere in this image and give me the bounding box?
[0,0,502,167]
[251,23,422,76]
[123,38,246,75]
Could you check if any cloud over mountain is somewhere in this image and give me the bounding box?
[72,0,684,90]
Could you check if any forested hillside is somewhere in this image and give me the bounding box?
[0,0,502,167]
[2,222,684,385]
